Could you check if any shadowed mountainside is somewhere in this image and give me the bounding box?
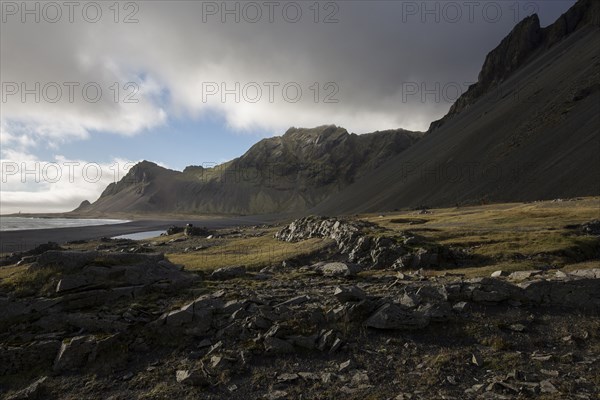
[314,0,600,215]
[428,0,600,132]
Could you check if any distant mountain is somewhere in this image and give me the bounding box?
[314,0,600,214]
[77,126,422,215]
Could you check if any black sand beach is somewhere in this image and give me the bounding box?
[0,216,278,253]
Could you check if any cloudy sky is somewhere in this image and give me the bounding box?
[0,0,576,214]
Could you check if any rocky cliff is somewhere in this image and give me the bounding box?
[429,0,600,132]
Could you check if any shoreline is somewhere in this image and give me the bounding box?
[0,215,288,254]
[0,212,244,220]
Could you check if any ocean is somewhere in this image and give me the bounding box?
[0,217,129,232]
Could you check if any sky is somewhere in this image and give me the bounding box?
[0,0,577,214]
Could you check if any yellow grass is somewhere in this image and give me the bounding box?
[0,264,24,279]
[168,233,332,272]
[364,197,600,263]
[1,198,597,282]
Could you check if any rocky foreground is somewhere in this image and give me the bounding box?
[0,217,599,399]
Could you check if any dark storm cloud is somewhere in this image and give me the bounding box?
[1,0,577,137]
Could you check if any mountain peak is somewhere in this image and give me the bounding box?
[126,161,176,176]
[282,125,347,142]
[477,13,542,87]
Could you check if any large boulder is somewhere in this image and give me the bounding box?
[275,216,374,256]
[368,237,407,269]
[446,278,523,304]
[347,236,373,264]
[569,269,600,279]
[166,225,184,235]
[334,286,366,303]
[446,275,600,310]
[519,278,600,309]
[210,266,247,280]
[0,340,61,376]
[156,293,224,332]
[184,224,212,237]
[397,248,441,269]
[365,303,430,330]
[53,335,97,372]
[275,216,371,243]
[319,262,361,278]
[51,334,124,374]
[32,251,98,273]
[580,220,600,235]
[0,242,63,267]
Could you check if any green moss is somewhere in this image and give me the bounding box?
[1,266,60,298]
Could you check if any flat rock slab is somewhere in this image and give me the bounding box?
[210,266,247,280]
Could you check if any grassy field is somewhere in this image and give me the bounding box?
[167,230,333,272]
[166,197,599,276]
[363,198,599,272]
[1,198,598,281]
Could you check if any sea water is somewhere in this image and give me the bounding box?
[112,230,166,240]
[0,217,129,232]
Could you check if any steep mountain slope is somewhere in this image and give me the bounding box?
[314,0,600,214]
[79,126,422,215]
[429,0,600,132]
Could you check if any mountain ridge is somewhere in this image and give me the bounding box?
[77,126,422,215]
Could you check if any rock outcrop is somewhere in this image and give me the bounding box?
[0,249,198,378]
[0,242,63,267]
[275,216,468,270]
[30,250,195,293]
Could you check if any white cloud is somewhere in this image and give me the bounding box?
[0,153,135,214]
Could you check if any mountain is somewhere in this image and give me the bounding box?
[429,0,600,132]
[78,126,422,215]
[80,0,599,217]
[314,0,600,214]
